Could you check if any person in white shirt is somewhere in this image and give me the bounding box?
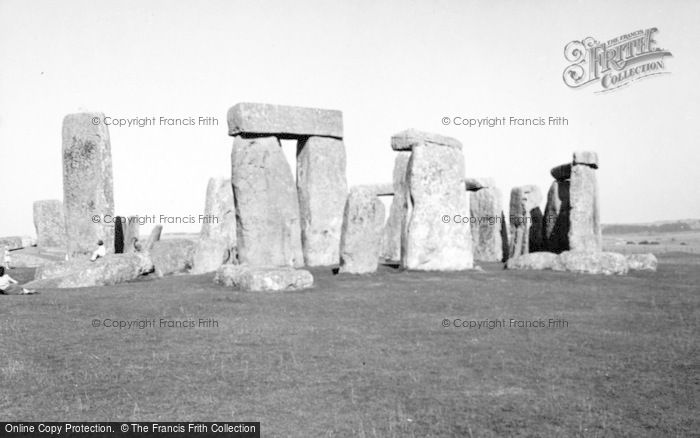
[0,266,36,295]
[90,240,106,262]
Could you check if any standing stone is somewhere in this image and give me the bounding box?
[296,136,347,266]
[339,188,386,274]
[569,163,602,252]
[33,200,66,248]
[62,112,114,258]
[469,184,505,262]
[400,131,472,271]
[114,216,124,254]
[508,185,543,259]
[544,180,570,253]
[380,151,411,262]
[191,178,237,274]
[231,135,303,267]
[123,216,141,253]
[143,225,162,252]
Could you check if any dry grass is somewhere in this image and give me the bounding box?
[1,253,698,436]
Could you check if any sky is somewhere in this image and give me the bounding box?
[1,0,698,236]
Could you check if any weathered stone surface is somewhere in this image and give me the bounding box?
[27,252,153,288]
[544,180,570,253]
[470,186,505,262]
[551,163,572,181]
[351,183,394,196]
[8,252,56,268]
[464,177,493,192]
[554,251,628,275]
[62,112,114,257]
[191,178,237,274]
[380,151,411,262]
[231,136,303,267]
[297,136,347,266]
[508,185,543,259]
[227,103,343,139]
[33,200,66,248]
[391,129,462,151]
[506,252,563,271]
[122,216,141,254]
[339,188,386,274]
[142,225,162,252]
[214,264,313,291]
[0,236,24,250]
[569,165,602,252]
[626,253,658,271]
[573,151,599,168]
[402,137,472,270]
[149,239,196,277]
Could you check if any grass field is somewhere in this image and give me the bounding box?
[1,253,698,437]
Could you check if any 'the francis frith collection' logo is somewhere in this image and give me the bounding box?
[563,28,672,93]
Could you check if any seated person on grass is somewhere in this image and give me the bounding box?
[0,266,36,295]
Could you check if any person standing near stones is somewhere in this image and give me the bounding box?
[90,240,106,262]
[0,266,36,295]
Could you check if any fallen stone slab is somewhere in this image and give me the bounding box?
[231,135,303,268]
[380,151,411,262]
[149,239,196,277]
[297,136,348,266]
[191,178,237,274]
[391,129,463,151]
[227,102,343,139]
[26,252,153,288]
[626,253,658,271]
[8,252,57,268]
[33,200,66,248]
[339,187,386,274]
[506,252,562,271]
[214,264,313,291]
[62,112,115,258]
[554,251,628,275]
[402,134,472,271]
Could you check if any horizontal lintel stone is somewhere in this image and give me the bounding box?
[227,102,343,139]
[391,129,462,151]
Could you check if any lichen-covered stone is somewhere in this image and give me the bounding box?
[62,112,114,257]
[297,136,347,266]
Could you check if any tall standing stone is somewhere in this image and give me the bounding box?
[544,180,570,253]
[231,135,303,267]
[62,113,114,258]
[469,181,505,262]
[297,136,347,266]
[398,130,472,271]
[191,178,237,274]
[114,216,125,254]
[33,200,66,248]
[339,188,386,274]
[123,216,141,253]
[569,157,601,252]
[508,185,542,259]
[380,151,411,262]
